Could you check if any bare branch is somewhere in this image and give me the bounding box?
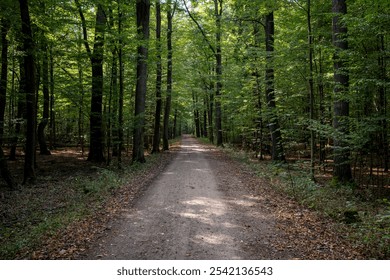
[74,0,92,58]
[182,0,215,55]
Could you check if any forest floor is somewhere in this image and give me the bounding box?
[0,135,367,259]
[81,135,363,259]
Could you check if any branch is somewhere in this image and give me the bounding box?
[74,0,92,58]
[182,0,215,55]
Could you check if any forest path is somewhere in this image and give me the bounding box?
[84,135,361,260]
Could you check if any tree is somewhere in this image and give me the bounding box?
[132,0,150,163]
[163,0,175,151]
[0,17,14,188]
[75,0,107,163]
[0,18,10,145]
[37,36,51,155]
[332,0,352,182]
[19,0,37,184]
[214,0,223,147]
[264,10,285,161]
[117,0,124,167]
[152,0,162,153]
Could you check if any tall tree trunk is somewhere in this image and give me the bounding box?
[0,18,14,188]
[38,41,51,155]
[192,91,200,138]
[0,19,10,145]
[49,46,56,149]
[163,0,173,151]
[214,0,223,146]
[0,147,14,188]
[253,21,263,160]
[9,56,26,161]
[88,4,106,163]
[332,0,352,183]
[75,0,106,163]
[307,0,315,178]
[117,0,124,167]
[265,11,285,161]
[133,0,150,162]
[19,0,37,184]
[173,108,178,138]
[152,0,162,154]
[378,34,388,172]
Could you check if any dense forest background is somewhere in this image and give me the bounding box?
[1,0,389,186]
[0,0,389,258]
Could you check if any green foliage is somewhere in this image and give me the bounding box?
[223,144,390,258]
[75,167,122,194]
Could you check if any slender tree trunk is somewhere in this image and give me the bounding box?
[332,0,352,183]
[173,108,178,138]
[203,98,208,137]
[163,0,173,151]
[253,21,264,160]
[118,1,124,167]
[19,0,37,184]
[208,86,214,143]
[192,91,200,138]
[378,34,388,171]
[76,31,85,156]
[152,0,162,154]
[38,41,51,155]
[9,56,26,161]
[307,0,315,178]
[317,46,326,167]
[133,0,150,163]
[265,11,285,161]
[0,19,10,145]
[0,18,14,188]
[49,46,56,149]
[214,0,223,146]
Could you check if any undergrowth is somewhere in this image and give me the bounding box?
[222,144,390,259]
[0,152,169,259]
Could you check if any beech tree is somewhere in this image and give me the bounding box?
[19,0,37,184]
[75,0,107,163]
[152,0,162,153]
[332,0,352,183]
[133,0,150,163]
[163,0,175,151]
[264,10,285,161]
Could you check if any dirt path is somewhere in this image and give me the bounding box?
[84,135,363,260]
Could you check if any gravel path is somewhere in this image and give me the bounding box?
[84,135,363,260]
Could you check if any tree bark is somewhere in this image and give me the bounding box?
[117,0,124,167]
[75,0,106,163]
[38,41,51,155]
[0,18,14,188]
[49,46,56,149]
[214,0,223,147]
[19,0,37,184]
[88,4,106,163]
[0,19,10,145]
[307,0,315,178]
[163,0,173,151]
[265,11,285,162]
[332,0,352,183]
[152,0,162,154]
[133,0,150,163]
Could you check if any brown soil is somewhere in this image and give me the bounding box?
[1,136,364,259]
[81,135,364,260]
